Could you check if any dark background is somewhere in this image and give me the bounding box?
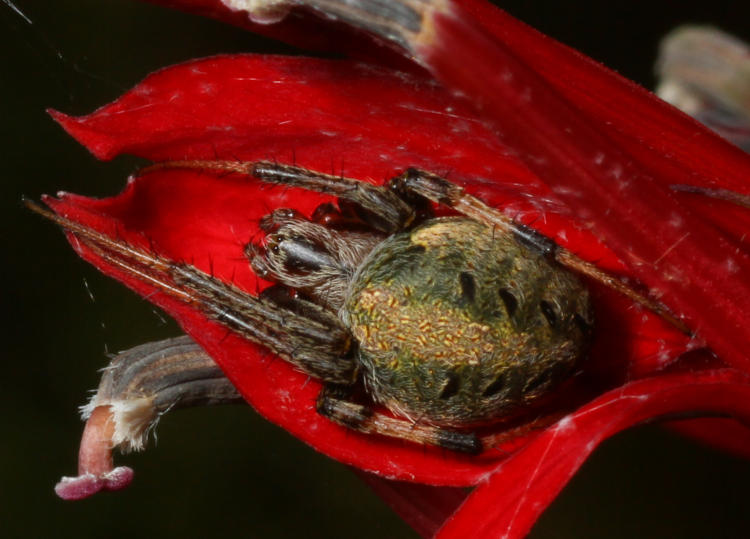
[3,1,750,537]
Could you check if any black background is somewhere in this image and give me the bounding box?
[3,1,750,537]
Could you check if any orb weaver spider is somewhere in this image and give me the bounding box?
[27,160,686,461]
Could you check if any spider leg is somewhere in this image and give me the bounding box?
[316,385,482,455]
[25,200,358,385]
[141,160,415,234]
[389,169,691,334]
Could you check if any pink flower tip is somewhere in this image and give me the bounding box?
[54,467,134,500]
[55,405,135,500]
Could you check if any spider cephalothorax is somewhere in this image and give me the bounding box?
[31,161,681,456]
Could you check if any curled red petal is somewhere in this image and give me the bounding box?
[437,367,750,538]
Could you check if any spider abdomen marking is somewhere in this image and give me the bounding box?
[343,218,594,427]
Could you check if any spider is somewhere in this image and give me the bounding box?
[27,161,685,455]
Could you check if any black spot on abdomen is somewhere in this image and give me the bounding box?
[498,288,518,318]
[539,300,558,327]
[482,373,507,397]
[459,272,476,304]
[439,371,461,399]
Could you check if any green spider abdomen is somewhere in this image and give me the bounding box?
[342,218,594,427]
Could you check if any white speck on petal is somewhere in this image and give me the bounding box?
[555,416,575,433]
[668,212,683,228]
[221,0,291,24]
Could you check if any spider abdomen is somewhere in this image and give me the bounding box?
[343,218,593,427]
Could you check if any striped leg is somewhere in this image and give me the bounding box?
[316,385,482,455]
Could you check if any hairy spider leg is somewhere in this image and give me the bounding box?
[390,168,691,334]
[316,386,482,455]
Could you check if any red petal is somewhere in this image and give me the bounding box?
[668,417,750,461]
[48,54,692,484]
[436,367,750,538]
[356,471,468,538]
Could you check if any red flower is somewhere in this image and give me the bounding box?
[37,1,750,537]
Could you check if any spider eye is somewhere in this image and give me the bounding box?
[266,235,281,251]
